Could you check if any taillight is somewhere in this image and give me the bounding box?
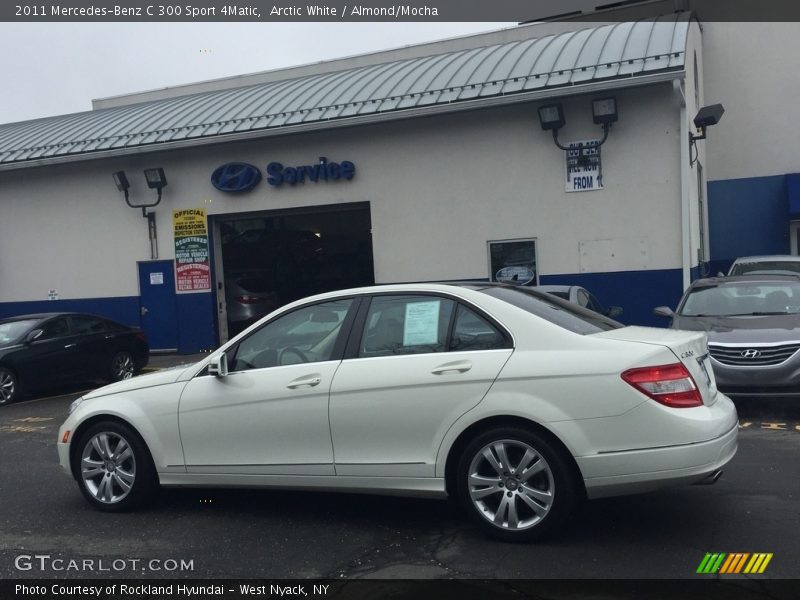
[134,332,147,343]
[621,363,702,408]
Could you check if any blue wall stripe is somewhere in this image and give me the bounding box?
[540,268,684,327]
[0,294,217,354]
[0,296,141,329]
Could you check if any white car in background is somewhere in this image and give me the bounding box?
[728,255,800,277]
[58,283,737,541]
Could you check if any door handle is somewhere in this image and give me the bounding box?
[431,360,472,375]
[286,375,322,389]
[64,343,77,349]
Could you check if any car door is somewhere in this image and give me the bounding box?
[329,294,514,478]
[15,317,74,387]
[67,315,111,378]
[178,298,357,476]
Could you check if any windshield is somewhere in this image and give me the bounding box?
[730,261,800,276]
[0,319,38,344]
[479,286,622,334]
[679,282,800,316]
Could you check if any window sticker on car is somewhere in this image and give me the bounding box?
[403,300,441,346]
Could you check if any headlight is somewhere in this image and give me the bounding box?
[68,397,85,414]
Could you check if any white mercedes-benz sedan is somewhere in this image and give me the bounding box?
[58,283,737,541]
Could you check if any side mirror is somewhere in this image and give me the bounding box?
[208,353,228,377]
[607,306,623,319]
[717,272,725,277]
[25,329,43,344]
[653,306,675,318]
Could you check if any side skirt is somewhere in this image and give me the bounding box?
[158,473,448,499]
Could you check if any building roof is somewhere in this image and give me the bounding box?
[0,14,689,169]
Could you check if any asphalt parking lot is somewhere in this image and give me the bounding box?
[1,374,798,581]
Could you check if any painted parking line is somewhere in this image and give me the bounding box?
[13,388,96,405]
[739,421,800,432]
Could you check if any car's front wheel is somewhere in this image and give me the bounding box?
[73,421,156,511]
[456,426,579,542]
[0,367,19,406]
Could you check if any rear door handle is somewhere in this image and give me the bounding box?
[287,375,321,389]
[64,343,77,349]
[431,360,472,375]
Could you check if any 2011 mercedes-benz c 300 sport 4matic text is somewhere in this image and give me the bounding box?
[58,283,737,541]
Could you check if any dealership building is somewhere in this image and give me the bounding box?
[1,4,798,353]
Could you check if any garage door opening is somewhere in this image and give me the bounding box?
[216,202,374,338]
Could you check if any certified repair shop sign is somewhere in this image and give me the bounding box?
[565,139,603,193]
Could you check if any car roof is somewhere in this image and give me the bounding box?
[732,255,800,263]
[0,312,119,324]
[690,275,800,288]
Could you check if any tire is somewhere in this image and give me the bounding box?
[109,351,136,382]
[0,367,19,406]
[71,421,157,512]
[456,426,579,542]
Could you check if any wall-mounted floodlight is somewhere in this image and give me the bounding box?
[592,97,618,125]
[689,103,724,165]
[112,171,130,202]
[144,167,168,200]
[538,104,565,131]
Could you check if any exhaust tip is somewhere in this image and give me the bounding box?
[694,469,723,485]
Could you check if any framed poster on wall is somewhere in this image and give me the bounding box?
[488,238,537,285]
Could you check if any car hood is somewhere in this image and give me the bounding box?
[82,365,192,399]
[671,314,800,344]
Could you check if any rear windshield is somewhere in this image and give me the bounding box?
[479,286,622,334]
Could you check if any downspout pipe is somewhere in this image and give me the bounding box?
[674,78,691,291]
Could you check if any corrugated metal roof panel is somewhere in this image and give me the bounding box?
[0,14,690,167]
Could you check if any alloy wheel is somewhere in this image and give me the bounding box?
[112,352,135,380]
[0,369,16,405]
[467,439,555,531]
[80,432,137,504]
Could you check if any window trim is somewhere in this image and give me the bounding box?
[344,291,513,360]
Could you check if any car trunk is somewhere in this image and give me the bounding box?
[591,326,718,405]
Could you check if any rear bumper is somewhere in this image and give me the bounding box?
[579,422,738,499]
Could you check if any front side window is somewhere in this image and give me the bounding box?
[230,299,353,372]
[39,318,69,340]
[360,296,455,357]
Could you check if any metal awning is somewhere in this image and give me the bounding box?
[0,14,689,169]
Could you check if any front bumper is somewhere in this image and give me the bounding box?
[710,355,800,396]
[579,421,738,499]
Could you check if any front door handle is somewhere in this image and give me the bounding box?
[64,343,77,349]
[286,375,322,389]
[431,360,472,375]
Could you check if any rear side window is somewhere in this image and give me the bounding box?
[450,305,507,351]
[70,316,106,334]
[480,286,622,334]
[360,296,455,357]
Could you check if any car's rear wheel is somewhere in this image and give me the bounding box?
[456,426,579,542]
[0,367,18,406]
[73,421,156,511]
[109,351,136,381]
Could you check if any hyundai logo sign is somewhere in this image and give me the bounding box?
[211,162,262,193]
[495,266,535,285]
[741,349,761,358]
